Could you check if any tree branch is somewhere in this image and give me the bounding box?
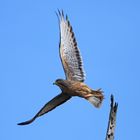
[105,95,118,140]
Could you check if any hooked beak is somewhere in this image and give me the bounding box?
[53,82,57,85]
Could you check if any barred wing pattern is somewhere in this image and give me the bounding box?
[58,11,85,82]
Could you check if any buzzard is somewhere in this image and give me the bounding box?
[18,10,104,125]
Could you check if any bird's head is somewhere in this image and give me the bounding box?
[53,79,64,86]
[53,79,69,91]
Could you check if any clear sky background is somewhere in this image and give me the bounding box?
[0,0,140,140]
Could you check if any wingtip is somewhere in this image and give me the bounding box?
[17,118,35,126]
[17,122,28,126]
[56,9,66,20]
[58,9,61,16]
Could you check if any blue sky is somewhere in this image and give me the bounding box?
[0,0,140,139]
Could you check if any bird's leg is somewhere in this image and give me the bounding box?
[91,88,104,100]
[84,94,93,98]
[97,88,103,92]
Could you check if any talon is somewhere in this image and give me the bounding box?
[97,88,102,91]
[97,88,101,91]
[96,88,104,94]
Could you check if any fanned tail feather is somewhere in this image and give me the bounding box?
[87,89,104,108]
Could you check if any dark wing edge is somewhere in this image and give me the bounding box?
[57,10,85,82]
[17,93,71,125]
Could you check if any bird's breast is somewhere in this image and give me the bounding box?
[65,82,91,97]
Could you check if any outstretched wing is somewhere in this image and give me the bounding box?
[57,10,85,82]
[18,93,71,125]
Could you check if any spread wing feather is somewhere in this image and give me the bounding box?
[17,93,71,125]
[57,10,85,82]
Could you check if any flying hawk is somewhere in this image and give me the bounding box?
[18,10,104,125]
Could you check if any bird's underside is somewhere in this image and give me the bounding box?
[18,10,104,126]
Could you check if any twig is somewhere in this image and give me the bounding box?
[105,95,118,140]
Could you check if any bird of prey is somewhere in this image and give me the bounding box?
[18,10,104,125]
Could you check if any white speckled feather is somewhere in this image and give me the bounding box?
[58,11,85,82]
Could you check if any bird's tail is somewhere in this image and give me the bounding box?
[86,89,104,108]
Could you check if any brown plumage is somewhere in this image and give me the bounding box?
[17,10,104,126]
[54,79,103,106]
